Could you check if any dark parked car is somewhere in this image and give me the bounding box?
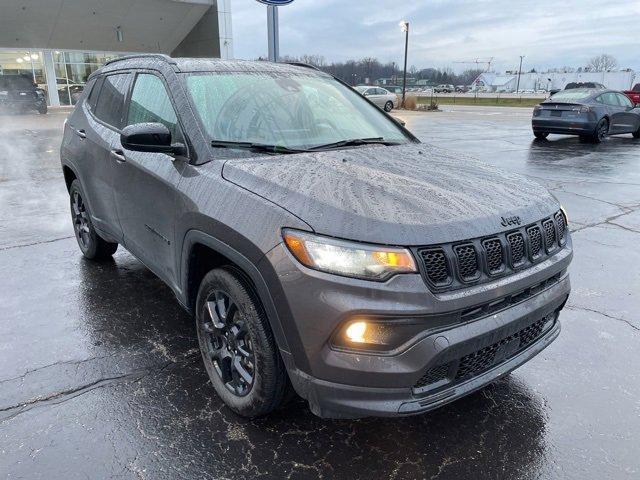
[549,82,606,96]
[0,74,47,113]
[61,55,572,419]
[532,88,640,142]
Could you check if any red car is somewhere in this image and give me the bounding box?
[624,84,640,105]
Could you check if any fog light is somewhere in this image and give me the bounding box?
[345,321,367,343]
[334,318,428,353]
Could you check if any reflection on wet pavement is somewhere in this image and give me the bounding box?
[1,109,639,479]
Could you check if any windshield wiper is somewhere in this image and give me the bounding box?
[307,137,403,151]
[210,140,306,154]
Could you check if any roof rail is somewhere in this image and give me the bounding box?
[284,61,322,72]
[104,54,176,66]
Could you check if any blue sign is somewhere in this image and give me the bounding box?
[256,0,294,5]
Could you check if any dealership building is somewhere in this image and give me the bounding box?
[0,0,232,106]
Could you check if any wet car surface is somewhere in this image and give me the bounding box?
[1,107,639,479]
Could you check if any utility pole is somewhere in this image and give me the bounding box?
[516,55,525,93]
[400,21,409,108]
[267,5,279,62]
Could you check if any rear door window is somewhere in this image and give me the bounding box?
[126,73,183,142]
[93,73,131,129]
[600,92,621,107]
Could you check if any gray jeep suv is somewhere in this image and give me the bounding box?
[60,55,572,419]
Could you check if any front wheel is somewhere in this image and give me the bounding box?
[69,180,118,260]
[592,118,609,143]
[384,101,394,112]
[37,104,47,114]
[196,268,289,417]
[633,124,640,139]
[534,131,549,140]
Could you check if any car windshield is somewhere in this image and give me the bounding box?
[550,90,593,101]
[184,72,410,150]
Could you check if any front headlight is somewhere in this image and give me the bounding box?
[282,229,417,281]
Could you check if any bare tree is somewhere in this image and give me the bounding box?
[587,54,618,72]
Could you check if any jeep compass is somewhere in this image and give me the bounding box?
[60,55,572,418]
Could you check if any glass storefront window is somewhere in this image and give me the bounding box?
[2,48,124,106]
[52,50,123,105]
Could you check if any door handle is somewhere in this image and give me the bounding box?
[75,128,86,139]
[110,149,126,163]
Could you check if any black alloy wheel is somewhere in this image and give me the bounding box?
[593,118,609,143]
[200,289,255,396]
[72,190,91,251]
[69,179,118,259]
[195,268,290,417]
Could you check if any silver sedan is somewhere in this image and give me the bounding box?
[355,86,397,111]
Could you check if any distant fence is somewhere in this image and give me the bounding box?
[413,92,547,108]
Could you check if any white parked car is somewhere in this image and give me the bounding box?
[355,86,397,111]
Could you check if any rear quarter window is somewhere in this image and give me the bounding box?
[87,77,103,110]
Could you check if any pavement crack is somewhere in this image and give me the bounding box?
[566,304,639,333]
[0,355,115,385]
[0,235,74,251]
[0,353,198,423]
[571,209,639,234]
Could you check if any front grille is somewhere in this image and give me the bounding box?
[420,248,451,286]
[483,238,504,274]
[413,364,449,388]
[555,211,567,245]
[413,315,554,390]
[415,211,567,292]
[507,232,526,267]
[527,226,543,259]
[543,219,557,252]
[454,244,480,281]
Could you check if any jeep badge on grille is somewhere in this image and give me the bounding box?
[501,215,521,227]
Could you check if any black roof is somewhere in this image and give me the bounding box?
[95,54,327,78]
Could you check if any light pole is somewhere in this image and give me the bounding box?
[399,21,409,108]
[516,55,525,93]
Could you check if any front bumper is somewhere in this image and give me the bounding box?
[0,97,46,111]
[261,239,572,418]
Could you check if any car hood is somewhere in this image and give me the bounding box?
[222,143,559,245]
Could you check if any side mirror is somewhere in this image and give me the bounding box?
[121,122,185,155]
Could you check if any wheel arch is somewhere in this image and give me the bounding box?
[62,164,78,192]
[180,230,292,355]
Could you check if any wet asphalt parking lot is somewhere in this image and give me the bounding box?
[1,106,639,479]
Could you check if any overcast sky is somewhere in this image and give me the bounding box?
[231,0,640,72]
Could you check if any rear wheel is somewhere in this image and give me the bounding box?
[196,268,289,417]
[37,104,47,114]
[384,101,394,112]
[534,131,549,140]
[592,118,609,143]
[69,180,118,260]
[633,124,640,139]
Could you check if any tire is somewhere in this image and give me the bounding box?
[592,118,609,143]
[196,268,288,418]
[69,180,118,260]
[37,104,47,114]
[633,125,640,139]
[534,131,549,140]
[384,101,393,112]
